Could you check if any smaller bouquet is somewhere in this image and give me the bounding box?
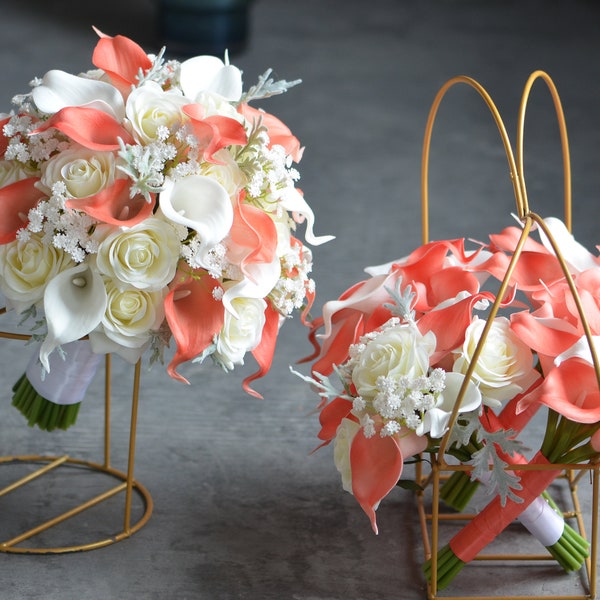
[296,216,599,583]
[0,29,332,431]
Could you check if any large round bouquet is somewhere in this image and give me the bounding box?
[0,30,332,430]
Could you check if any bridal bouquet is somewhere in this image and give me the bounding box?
[296,216,600,585]
[0,29,332,430]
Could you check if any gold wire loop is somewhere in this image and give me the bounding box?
[517,70,572,231]
[421,75,526,245]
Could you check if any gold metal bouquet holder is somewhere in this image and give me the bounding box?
[416,71,600,599]
[0,324,153,554]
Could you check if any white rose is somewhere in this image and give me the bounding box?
[40,146,116,198]
[199,149,245,198]
[333,418,361,494]
[89,278,166,363]
[352,323,436,399]
[95,217,180,291]
[0,233,74,313]
[126,81,188,144]
[213,296,267,370]
[453,316,540,408]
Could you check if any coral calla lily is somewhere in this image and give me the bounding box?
[39,263,108,372]
[164,271,225,384]
[0,177,45,243]
[92,30,153,94]
[31,106,134,151]
[517,358,600,424]
[350,427,428,534]
[66,179,154,227]
[182,104,247,162]
[228,198,277,280]
[238,104,304,162]
[243,303,281,398]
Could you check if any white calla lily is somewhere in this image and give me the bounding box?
[179,55,243,102]
[159,175,233,269]
[32,69,125,120]
[278,187,335,246]
[222,258,281,318]
[417,372,482,438]
[539,216,599,273]
[39,263,108,372]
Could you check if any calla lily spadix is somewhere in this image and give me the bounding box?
[39,263,108,372]
[32,69,126,121]
[159,175,233,269]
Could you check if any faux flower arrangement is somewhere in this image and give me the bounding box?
[0,29,332,431]
[295,215,600,588]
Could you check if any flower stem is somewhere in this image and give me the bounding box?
[12,373,81,431]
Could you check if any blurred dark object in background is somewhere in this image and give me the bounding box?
[158,0,252,57]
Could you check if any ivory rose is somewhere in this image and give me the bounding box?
[39,146,116,198]
[352,323,436,399]
[89,278,166,362]
[199,149,245,198]
[0,233,74,313]
[125,81,188,144]
[453,316,540,408]
[213,296,267,370]
[95,217,180,291]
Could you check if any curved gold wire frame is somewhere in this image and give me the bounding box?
[0,322,153,553]
[417,71,600,599]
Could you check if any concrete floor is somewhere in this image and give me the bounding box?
[1,0,600,598]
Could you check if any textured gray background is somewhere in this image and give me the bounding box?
[1,1,600,598]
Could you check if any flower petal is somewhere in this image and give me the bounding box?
[32,69,125,120]
[183,104,247,162]
[349,431,404,534]
[92,32,153,92]
[165,271,225,384]
[228,198,277,279]
[238,104,304,162]
[221,257,281,318]
[278,187,335,246]
[66,179,155,227]
[0,177,45,243]
[180,56,243,101]
[243,302,282,398]
[517,358,600,423]
[540,217,599,273]
[39,263,108,372]
[31,106,134,151]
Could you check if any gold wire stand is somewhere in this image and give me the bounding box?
[417,70,600,599]
[0,327,153,554]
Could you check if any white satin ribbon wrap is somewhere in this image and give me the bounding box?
[476,464,563,546]
[26,340,102,405]
[518,497,565,547]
